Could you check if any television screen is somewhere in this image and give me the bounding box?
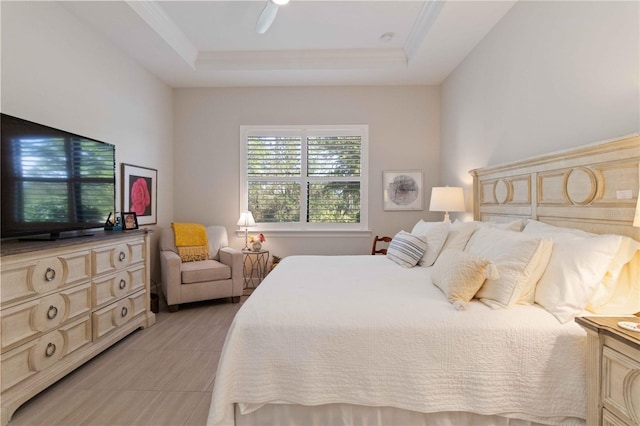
[1,114,115,239]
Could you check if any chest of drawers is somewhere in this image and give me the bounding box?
[0,231,156,425]
[576,316,640,426]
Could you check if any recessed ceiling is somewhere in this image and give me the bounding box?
[61,1,516,88]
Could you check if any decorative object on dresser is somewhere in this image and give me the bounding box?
[575,316,640,426]
[0,230,156,426]
[237,211,256,251]
[121,163,157,226]
[158,225,243,312]
[122,212,139,230]
[429,186,465,222]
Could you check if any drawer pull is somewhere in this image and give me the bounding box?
[119,279,127,290]
[121,306,128,317]
[45,342,56,357]
[118,251,126,262]
[44,267,56,282]
[47,305,58,320]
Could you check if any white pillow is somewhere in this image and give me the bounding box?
[465,227,552,309]
[410,220,449,266]
[523,220,638,318]
[432,249,496,310]
[386,231,428,268]
[586,252,640,315]
[586,236,640,314]
[441,220,479,252]
[533,233,622,323]
[524,219,595,238]
[477,219,524,232]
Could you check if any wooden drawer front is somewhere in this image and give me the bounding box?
[603,408,629,426]
[92,290,146,340]
[92,239,144,277]
[0,317,91,392]
[92,265,145,309]
[0,251,90,305]
[603,345,640,425]
[1,283,91,352]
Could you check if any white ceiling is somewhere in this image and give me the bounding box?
[61,0,516,88]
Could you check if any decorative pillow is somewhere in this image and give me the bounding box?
[432,249,498,310]
[533,233,622,323]
[410,220,449,266]
[386,231,428,268]
[440,220,479,252]
[464,227,552,309]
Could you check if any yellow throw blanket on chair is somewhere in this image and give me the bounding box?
[172,223,209,262]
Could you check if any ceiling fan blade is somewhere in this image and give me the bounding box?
[256,1,279,34]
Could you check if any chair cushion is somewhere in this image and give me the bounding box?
[181,260,231,284]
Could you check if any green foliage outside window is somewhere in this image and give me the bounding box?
[247,134,362,224]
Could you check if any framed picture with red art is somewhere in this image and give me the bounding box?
[121,163,157,225]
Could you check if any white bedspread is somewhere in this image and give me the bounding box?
[208,255,587,426]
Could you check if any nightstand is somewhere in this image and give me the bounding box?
[575,316,640,426]
[242,250,269,289]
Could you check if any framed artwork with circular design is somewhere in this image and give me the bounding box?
[383,170,423,211]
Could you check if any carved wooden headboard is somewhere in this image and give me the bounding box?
[470,135,640,241]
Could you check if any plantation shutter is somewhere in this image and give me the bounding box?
[241,125,368,229]
[307,135,361,223]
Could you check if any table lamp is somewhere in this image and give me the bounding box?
[429,187,465,222]
[237,211,256,251]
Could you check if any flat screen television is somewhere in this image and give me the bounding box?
[1,113,116,240]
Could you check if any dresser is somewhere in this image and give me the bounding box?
[0,230,156,425]
[576,316,640,426]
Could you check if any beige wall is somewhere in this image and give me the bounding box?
[441,0,639,220]
[173,86,441,257]
[1,1,175,285]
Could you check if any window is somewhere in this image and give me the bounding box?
[240,125,368,232]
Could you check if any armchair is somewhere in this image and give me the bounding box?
[159,225,243,312]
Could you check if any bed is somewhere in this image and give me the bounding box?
[208,135,640,426]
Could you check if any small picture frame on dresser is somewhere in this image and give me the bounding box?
[122,212,139,230]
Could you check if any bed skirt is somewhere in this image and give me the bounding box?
[234,403,586,426]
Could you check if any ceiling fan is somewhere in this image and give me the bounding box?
[255,0,290,34]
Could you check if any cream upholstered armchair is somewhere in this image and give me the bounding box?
[159,225,243,312]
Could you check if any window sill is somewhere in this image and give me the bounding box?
[235,229,372,238]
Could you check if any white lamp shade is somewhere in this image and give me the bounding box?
[237,211,256,227]
[429,187,465,212]
[634,190,640,227]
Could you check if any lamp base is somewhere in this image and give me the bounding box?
[443,212,450,222]
[243,228,250,251]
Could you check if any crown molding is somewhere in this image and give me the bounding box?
[403,0,446,63]
[125,1,435,72]
[126,1,198,69]
[196,49,408,71]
